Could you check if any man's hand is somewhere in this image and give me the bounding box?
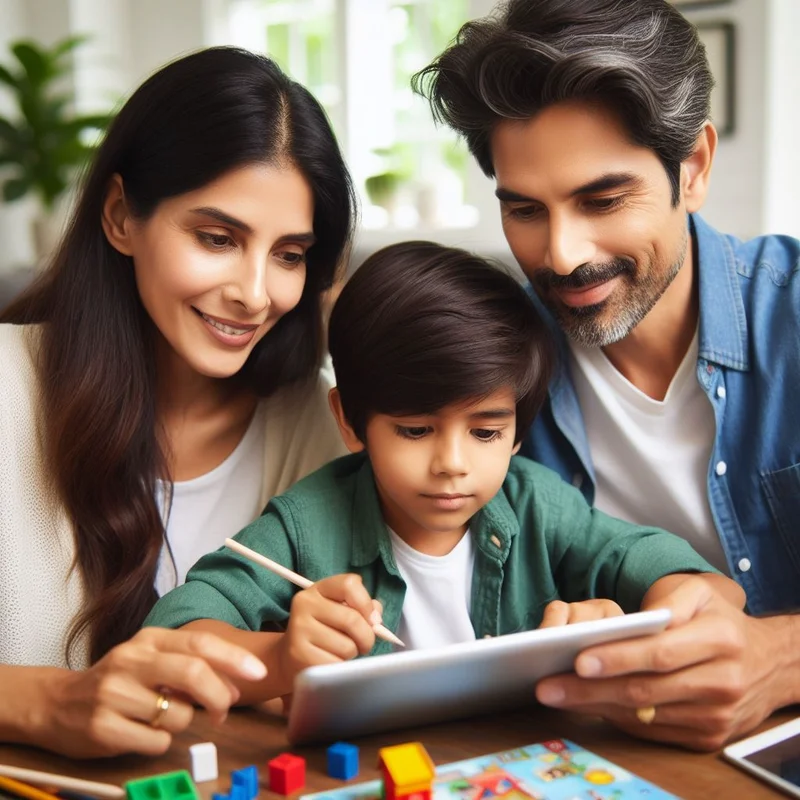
[535,576,795,751]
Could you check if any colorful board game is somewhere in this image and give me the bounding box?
[301,740,682,800]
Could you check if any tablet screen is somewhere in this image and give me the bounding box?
[743,732,800,788]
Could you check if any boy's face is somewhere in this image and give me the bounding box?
[362,388,520,556]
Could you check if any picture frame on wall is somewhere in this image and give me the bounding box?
[696,21,736,137]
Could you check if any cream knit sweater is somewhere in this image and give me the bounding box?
[0,323,345,670]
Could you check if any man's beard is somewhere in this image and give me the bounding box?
[531,237,688,347]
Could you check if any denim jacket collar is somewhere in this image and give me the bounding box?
[693,214,750,371]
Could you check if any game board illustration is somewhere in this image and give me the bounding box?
[301,740,683,800]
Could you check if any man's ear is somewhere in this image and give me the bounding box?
[101,174,136,256]
[681,121,717,214]
[328,388,366,453]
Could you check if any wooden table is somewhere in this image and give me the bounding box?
[0,706,793,799]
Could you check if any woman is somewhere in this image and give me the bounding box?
[0,46,354,757]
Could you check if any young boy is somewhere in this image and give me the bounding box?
[144,242,744,705]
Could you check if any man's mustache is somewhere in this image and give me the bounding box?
[533,258,635,291]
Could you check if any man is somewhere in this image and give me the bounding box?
[414,0,799,751]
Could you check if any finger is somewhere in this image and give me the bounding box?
[129,627,267,682]
[92,673,194,732]
[539,601,570,628]
[573,611,743,679]
[566,602,620,624]
[301,619,368,661]
[133,652,243,722]
[537,656,748,712]
[305,601,376,656]
[596,703,737,752]
[548,700,731,752]
[133,691,194,735]
[315,574,375,622]
[81,706,174,758]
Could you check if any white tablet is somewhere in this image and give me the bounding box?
[287,608,672,744]
[723,716,800,798]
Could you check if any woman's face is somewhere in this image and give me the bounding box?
[113,163,315,380]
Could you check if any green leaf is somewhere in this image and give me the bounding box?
[0,63,17,88]
[12,41,52,86]
[51,34,89,61]
[2,176,31,202]
[0,115,21,142]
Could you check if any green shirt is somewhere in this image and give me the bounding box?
[145,454,717,655]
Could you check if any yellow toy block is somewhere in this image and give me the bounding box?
[377,742,435,799]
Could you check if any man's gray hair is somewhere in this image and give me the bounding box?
[413,0,713,205]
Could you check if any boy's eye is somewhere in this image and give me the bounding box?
[473,428,503,442]
[395,425,430,440]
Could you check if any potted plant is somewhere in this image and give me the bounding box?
[0,35,112,260]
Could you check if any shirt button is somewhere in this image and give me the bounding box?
[738,558,751,573]
[572,473,583,488]
[716,386,726,399]
[715,461,727,476]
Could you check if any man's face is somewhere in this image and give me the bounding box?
[491,101,690,347]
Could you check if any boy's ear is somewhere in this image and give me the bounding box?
[328,388,365,453]
[101,173,136,256]
[511,442,521,456]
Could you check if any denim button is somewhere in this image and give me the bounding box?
[716,386,726,399]
[715,461,727,476]
[738,558,751,573]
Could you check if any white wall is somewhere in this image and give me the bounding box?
[764,0,800,239]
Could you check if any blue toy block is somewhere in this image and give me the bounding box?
[327,742,360,780]
[231,766,259,800]
[126,772,199,800]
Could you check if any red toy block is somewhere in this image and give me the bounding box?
[268,753,306,795]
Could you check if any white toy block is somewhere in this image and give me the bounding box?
[189,741,219,782]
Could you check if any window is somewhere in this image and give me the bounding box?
[225,0,477,233]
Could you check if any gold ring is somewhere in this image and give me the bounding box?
[151,693,170,728]
[635,705,656,725]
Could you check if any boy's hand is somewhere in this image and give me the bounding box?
[277,574,381,684]
[539,599,624,628]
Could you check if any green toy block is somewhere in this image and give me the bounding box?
[126,771,200,800]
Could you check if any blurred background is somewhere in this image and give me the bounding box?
[0,0,798,302]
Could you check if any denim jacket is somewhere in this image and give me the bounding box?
[522,214,800,616]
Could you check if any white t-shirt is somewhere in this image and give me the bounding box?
[155,403,267,595]
[389,528,477,650]
[568,330,730,573]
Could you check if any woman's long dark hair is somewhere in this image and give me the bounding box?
[1,47,356,664]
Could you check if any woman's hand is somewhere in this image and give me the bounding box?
[275,573,382,687]
[4,627,267,758]
[538,598,624,628]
